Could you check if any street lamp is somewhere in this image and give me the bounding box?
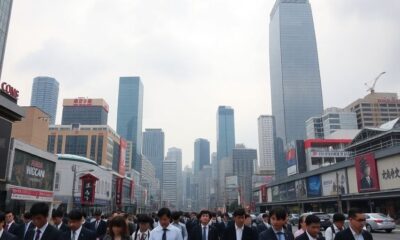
[71,165,94,210]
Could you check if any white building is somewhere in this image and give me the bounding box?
[165,147,182,209]
[162,158,178,209]
[257,115,276,175]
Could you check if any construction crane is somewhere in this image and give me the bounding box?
[365,72,386,94]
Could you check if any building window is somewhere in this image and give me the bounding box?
[65,136,88,157]
[97,136,103,164]
[47,135,56,153]
[54,172,60,191]
[57,135,63,154]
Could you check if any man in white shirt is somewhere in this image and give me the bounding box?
[325,213,345,240]
[171,212,188,240]
[295,215,322,240]
[132,214,153,240]
[149,208,183,240]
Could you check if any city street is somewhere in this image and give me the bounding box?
[371,230,400,240]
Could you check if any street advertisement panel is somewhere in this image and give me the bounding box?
[116,177,123,206]
[10,150,55,191]
[260,185,267,203]
[307,175,322,197]
[286,142,297,176]
[272,186,279,202]
[355,152,380,193]
[279,184,287,201]
[295,179,307,199]
[80,174,98,205]
[0,117,12,180]
[321,170,347,196]
[287,181,296,200]
[119,138,127,176]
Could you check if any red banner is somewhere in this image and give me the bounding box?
[80,174,98,205]
[116,177,123,206]
[130,179,135,201]
[119,138,127,176]
[260,185,267,202]
[355,152,380,193]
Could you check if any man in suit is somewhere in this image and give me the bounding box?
[360,159,374,190]
[4,211,19,236]
[259,207,294,240]
[16,212,34,240]
[189,210,219,240]
[295,215,322,240]
[60,210,96,240]
[81,212,92,230]
[257,213,270,234]
[0,212,17,240]
[24,202,60,240]
[89,211,107,240]
[222,208,257,240]
[172,212,188,240]
[186,212,198,237]
[52,210,69,232]
[132,214,153,240]
[334,208,373,240]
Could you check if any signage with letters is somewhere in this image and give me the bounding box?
[1,82,19,101]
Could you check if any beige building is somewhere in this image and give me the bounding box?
[11,107,49,151]
[47,124,121,169]
[345,92,400,129]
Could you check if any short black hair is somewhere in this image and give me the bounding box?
[199,210,211,218]
[137,214,153,224]
[0,212,5,223]
[68,210,83,221]
[245,214,251,219]
[81,212,87,219]
[233,208,246,217]
[52,210,63,218]
[223,213,230,218]
[30,202,49,217]
[157,208,171,218]
[94,210,102,216]
[4,210,14,216]
[306,215,320,225]
[24,212,32,220]
[269,207,287,220]
[348,208,363,219]
[333,213,346,222]
[262,213,269,218]
[211,212,217,218]
[171,211,182,220]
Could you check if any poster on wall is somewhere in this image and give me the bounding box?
[260,185,267,202]
[322,170,348,196]
[296,179,307,199]
[307,175,322,197]
[287,181,296,200]
[272,186,279,201]
[355,152,380,193]
[286,144,297,176]
[279,184,287,201]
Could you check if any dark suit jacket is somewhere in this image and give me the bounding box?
[189,224,219,240]
[16,222,35,239]
[89,220,107,239]
[295,232,324,240]
[361,177,373,189]
[222,224,257,240]
[60,227,97,240]
[334,228,373,240]
[55,223,69,233]
[6,223,19,236]
[0,231,17,240]
[258,227,294,240]
[256,223,269,234]
[24,224,60,240]
[82,222,92,231]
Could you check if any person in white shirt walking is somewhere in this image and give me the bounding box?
[132,214,153,240]
[325,213,345,240]
[149,208,183,240]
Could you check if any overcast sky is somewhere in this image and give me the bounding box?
[3,0,400,169]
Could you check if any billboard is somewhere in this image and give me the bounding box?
[321,170,348,196]
[286,145,297,176]
[355,152,380,193]
[279,184,287,201]
[0,117,12,180]
[307,175,322,197]
[260,185,267,202]
[115,177,123,206]
[295,179,307,199]
[272,186,279,202]
[9,150,55,191]
[287,181,296,200]
[119,138,127,176]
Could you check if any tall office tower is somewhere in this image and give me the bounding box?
[162,158,178,209]
[0,0,12,78]
[142,129,165,181]
[194,138,210,175]
[258,115,276,175]
[30,77,59,124]
[166,147,183,210]
[61,98,109,125]
[217,106,235,161]
[269,0,324,145]
[117,77,143,171]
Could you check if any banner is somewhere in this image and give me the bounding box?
[295,179,307,199]
[286,143,297,176]
[119,138,127,176]
[272,186,279,202]
[307,175,322,198]
[116,177,123,206]
[287,181,296,200]
[10,188,53,202]
[260,185,267,202]
[322,170,347,196]
[10,150,55,191]
[80,174,98,205]
[355,152,380,193]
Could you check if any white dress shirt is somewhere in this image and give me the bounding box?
[325,224,343,240]
[149,224,183,240]
[350,226,365,240]
[235,224,243,240]
[306,231,317,240]
[71,226,83,240]
[133,230,150,240]
[0,229,3,239]
[33,222,49,240]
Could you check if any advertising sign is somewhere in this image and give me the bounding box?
[80,174,98,205]
[1,82,19,101]
[286,143,297,176]
[260,185,267,202]
[311,151,351,158]
[322,170,347,196]
[279,184,287,201]
[0,117,12,180]
[287,181,296,200]
[10,188,53,202]
[307,175,322,197]
[272,186,279,202]
[115,177,123,206]
[295,179,307,199]
[10,150,55,191]
[119,138,127,176]
[355,152,380,193]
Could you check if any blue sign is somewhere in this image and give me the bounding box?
[307,175,321,197]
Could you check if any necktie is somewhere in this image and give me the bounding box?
[72,231,76,240]
[162,228,168,240]
[34,229,41,240]
[5,224,9,232]
[202,226,207,240]
[277,232,284,240]
[140,233,146,240]
[96,221,99,230]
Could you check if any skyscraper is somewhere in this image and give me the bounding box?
[61,98,109,125]
[162,158,178,209]
[257,115,276,175]
[30,77,59,125]
[142,129,165,180]
[269,0,324,145]
[0,0,12,78]
[217,106,235,161]
[117,77,143,171]
[194,138,210,175]
[165,147,183,210]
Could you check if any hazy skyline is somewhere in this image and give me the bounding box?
[3,0,400,168]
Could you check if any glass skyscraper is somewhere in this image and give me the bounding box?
[142,128,165,180]
[216,106,235,161]
[30,76,59,124]
[0,0,12,78]
[269,0,324,145]
[117,76,143,172]
[194,138,210,175]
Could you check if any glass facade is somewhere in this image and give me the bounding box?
[116,77,143,172]
[194,138,210,174]
[269,0,324,145]
[216,106,235,161]
[142,129,165,180]
[0,0,12,77]
[30,77,59,124]
[65,135,88,157]
[62,106,108,125]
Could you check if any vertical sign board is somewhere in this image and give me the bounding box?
[286,142,297,176]
[355,152,380,193]
[119,138,127,176]
[80,174,98,206]
[260,185,267,202]
[307,175,322,198]
[116,177,123,206]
